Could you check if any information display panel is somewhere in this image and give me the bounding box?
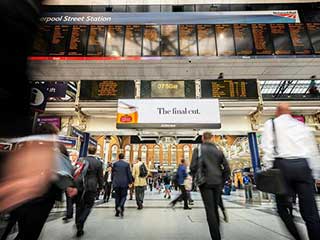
[270,24,294,55]
[143,25,160,56]
[215,24,235,56]
[306,23,320,54]
[124,25,142,56]
[141,80,195,98]
[252,24,274,55]
[160,25,178,56]
[201,79,258,99]
[32,25,52,56]
[233,24,254,55]
[197,25,217,56]
[87,25,106,56]
[179,25,197,56]
[49,25,70,55]
[288,24,313,54]
[67,25,88,56]
[80,80,135,100]
[106,25,124,56]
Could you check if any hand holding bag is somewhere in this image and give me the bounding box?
[256,120,288,195]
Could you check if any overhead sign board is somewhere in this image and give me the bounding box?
[116,99,221,129]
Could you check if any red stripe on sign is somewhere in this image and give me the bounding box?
[28,56,143,61]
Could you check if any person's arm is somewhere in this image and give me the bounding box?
[97,162,104,190]
[182,166,188,179]
[132,164,137,179]
[190,148,199,176]
[261,120,275,169]
[127,164,133,184]
[221,151,231,181]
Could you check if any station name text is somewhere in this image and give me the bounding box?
[40,16,112,24]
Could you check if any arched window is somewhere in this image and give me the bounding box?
[171,145,177,166]
[154,145,160,166]
[183,145,190,162]
[111,145,118,161]
[124,145,131,162]
[162,144,169,166]
[141,145,147,163]
[132,144,139,162]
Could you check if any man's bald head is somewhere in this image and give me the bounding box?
[276,103,291,117]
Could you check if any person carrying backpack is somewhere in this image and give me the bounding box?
[74,145,103,237]
[132,157,148,210]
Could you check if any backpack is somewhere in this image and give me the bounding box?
[139,163,148,178]
[73,158,89,191]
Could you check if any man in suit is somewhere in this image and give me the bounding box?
[103,165,113,203]
[190,132,230,240]
[112,153,133,217]
[75,145,103,237]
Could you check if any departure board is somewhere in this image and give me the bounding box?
[67,25,88,56]
[270,24,294,55]
[124,25,142,56]
[179,25,197,56]
[215,25,235,56]
[32,25,52,56]
[252,24,274,55]
[306,23,320,54]
[141,80,195,98]
[106,25,124,56]
[197,25,217,56]
[87,25,106,56]
[143,25,160,56]
[80,80,135,100]
[234,24,254,55]
[288,24,313,54]
[160,25,178,56]
[201,79,258,99]
[49,25,70,55]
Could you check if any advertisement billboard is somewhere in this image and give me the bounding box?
[116,99,221,129]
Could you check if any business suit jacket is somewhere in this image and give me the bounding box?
[112,160,133,188]
[190,142,231,187]
[84,156,104,192]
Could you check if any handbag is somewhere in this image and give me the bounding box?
[193,145,206,187]
[256,120,288,195]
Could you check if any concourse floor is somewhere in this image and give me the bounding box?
[7,190,320,240]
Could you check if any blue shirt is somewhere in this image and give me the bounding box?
[177,165,187,185]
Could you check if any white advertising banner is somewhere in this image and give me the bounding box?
[116,99,221,129]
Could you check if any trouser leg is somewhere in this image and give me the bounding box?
[119,187,128,211]
[180,185,189,208]
[200,187,221,240]
[66,194,74,218]
[75,191,95,231]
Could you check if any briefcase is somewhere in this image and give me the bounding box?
[256,169,288,195]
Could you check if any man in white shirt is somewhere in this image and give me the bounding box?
[261,103,320,240]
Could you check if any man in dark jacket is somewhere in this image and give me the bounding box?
[190,132,230,240]
[75,145,103,237]
[112,153,133,217]
[103,165,113,203]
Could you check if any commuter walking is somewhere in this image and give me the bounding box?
[163,173,171,199]
[190,132,231,240]
[132,158,148,209]
[148,177,154,192]
[75,145,103,237]
[170,159,191,210]
[261,103,320,240]
[112,153,133,217]
[103,166,113,203]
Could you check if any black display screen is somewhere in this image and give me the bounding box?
[106,25,124,56]
[80,80,135,100]
[215,24,235,56]
[270,24,294,55]
[160,25,178,56]
[32,24,52,56]
[197,25,217,56]
[87,25,106,56]
[288,24,313,54]
[143,25,160,56]
[124,25,142,56]
[179,25,197,56]
[49,25,70,55]
[234,24,254,55]
[252,24,274,55]
[306,23,320,54]
[201,79,258,99]
[67,25,88,56]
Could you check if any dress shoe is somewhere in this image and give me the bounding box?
[76,230,84,237]
[183,207,192,210]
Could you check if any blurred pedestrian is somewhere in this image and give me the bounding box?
[103,166,112,203]
[147,177,153,192]
[261,103,320,240]
[132,158,148,209]
[163,172,171,199]
[190,132,231,240]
